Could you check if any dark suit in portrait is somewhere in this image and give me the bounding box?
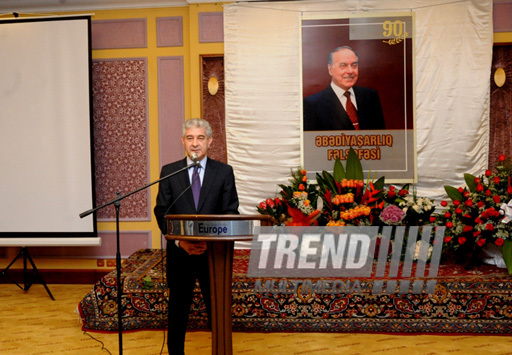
[154,157,239,355]
[303,85,386,131]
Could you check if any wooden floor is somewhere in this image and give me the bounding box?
[0,283,511,355]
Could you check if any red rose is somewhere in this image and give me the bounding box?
[430,216,436,223]
[265,198,275,208]
[477,239,486,247]
[493,195,501,203]
[494,176,500,184]
[389,186,396,191]
[475,217,483,224]
[495,238,505,246]
[474,177,481,184]
[458,187,464,193]
[465,199,473,207]
[387,190,396,198]
[486,189,492,196]
[259,201,267,209]
[441,200,448,207]
[473,230,481,237]
[476,184,484,192]
[444,236,452,243]
[444,212,451,218]
[454,200,461,207]
[458,236,467,244]
[485,170,492,177]
[398,189,408,197]
[499,154,506,162]
[463,191,470,198]
[455,208,463,214]
[486,223,494,231]
[274,198,282,205]
[508,186,512,194]
[446,222,454,228]
[477,201,484,208]
[463,226,473,232]
[488,208,500,217]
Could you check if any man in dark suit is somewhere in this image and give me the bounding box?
[154,118,239,355]
[303,46,386,131]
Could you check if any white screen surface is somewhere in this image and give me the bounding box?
[0,17,96,235]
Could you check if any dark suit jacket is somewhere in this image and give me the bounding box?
[154,157,239,235]
[303,85,386,131]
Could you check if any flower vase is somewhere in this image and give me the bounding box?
[480,244,507,269]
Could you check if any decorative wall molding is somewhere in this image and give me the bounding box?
[201,55,227,162]
[156,16,183,47]
[92,58,151,221]
[92,19,147,49]
[198,12,224,43]
[157,56,185,167]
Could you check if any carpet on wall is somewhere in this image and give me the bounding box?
[78,249,512,334]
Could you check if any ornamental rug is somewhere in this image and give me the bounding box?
[78,249,512,334]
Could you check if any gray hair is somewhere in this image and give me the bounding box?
[328,46,359,65]
[182,118,213,139]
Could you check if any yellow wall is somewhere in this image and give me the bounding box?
[494,32,512,43]
[0,4,225,272]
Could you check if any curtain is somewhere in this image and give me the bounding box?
[224,0,492,214]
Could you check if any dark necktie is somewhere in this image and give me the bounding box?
[191,165,201,209]
[344,91,359,130]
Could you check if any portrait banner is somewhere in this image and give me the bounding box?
[302,14,415,183]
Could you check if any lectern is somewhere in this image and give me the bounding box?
[165,214,273,355]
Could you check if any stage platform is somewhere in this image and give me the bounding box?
[78,249,512,334]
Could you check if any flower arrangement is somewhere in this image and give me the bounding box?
[257,148,434,230]
[432,155,512,273]
[255,149,512,274]
[257,168,320,226]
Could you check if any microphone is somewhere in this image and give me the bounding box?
[163,155,201,216]
[190,152,201,166]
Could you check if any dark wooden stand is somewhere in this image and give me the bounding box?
[165,214,273,355]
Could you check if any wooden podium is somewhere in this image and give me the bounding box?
[165,214,273,355]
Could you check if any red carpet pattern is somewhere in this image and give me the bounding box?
[78,249,512,334]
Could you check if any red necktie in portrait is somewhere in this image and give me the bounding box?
[344,91,359,130]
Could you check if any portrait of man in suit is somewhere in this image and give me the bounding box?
[154,118,239,355]
[303,46,386,131]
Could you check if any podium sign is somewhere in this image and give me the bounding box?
[168,219,254,238]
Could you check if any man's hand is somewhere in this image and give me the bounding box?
[180,241,207,255]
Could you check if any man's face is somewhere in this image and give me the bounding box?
[328,49,359,91]
[181,126,212,161]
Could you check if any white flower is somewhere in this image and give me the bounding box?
[414,240,433,261]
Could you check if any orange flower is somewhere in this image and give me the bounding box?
[285,205,320,226]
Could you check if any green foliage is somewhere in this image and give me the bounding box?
[503,239,512,275]
[345,147,364,180]
[333,158,345,182]
[444,185,464,202]
[464,173,477,193]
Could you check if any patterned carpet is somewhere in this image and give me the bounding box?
[78,249,512,334]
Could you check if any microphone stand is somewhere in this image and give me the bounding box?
[79,160,198,355]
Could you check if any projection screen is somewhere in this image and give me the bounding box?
[0,16,97,239]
